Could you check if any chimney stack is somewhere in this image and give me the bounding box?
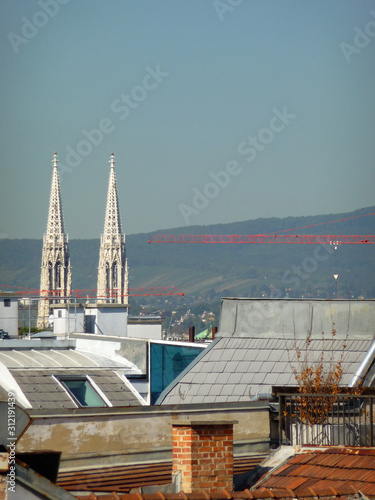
[188,326,195,343]
[172,420,237,493]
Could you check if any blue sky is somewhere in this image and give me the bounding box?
[1,0,374,239]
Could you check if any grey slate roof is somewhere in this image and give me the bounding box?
[158,337,373,404]
[0,341,144,409]
[10,368,142,409]
[158,299,375,405]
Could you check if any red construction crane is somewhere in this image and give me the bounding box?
[1,285,184,298]
[148,234,375,244]
[148,212,375,245]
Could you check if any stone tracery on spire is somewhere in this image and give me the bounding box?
[102,153,123,241]
[97,153,129,304]
[46,152,66,239]
[37,152,71,328]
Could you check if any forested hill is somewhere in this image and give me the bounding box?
[1,206,374,300]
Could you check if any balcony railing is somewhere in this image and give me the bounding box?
[276,389,375,447]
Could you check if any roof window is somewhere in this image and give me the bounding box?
[58,377,106,407]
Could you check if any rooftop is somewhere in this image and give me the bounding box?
[0,337,144,409]
[158,299,375,405]
[73,485,364,500]
[158,335,373,404]
[10,368,142,409]
[251,446,375,497]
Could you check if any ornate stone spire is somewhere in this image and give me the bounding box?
[46,152,65,239]
[37,153,71,329]
[97,153,129,304]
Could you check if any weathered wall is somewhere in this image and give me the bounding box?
[219,299,375,339]
[17,403,269,470]
[117,337,148,373]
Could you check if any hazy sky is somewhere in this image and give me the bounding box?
[1,0,374,239]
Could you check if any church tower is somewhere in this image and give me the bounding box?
[97,153,129,304]
[37,153,72,328]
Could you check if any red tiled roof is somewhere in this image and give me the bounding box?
[74,484,362,500]
[59,455,268,493]
[58,462,172,492]
[253,447,375,497]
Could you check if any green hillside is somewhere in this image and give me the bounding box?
[1,207,374,302]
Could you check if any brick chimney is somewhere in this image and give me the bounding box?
[172,420,238,493]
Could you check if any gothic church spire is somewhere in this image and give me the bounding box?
[46,152,66,238]
[97,153,129,304]
[103,153,122,240]
[37,153,71,328]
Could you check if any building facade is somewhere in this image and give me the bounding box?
[0,293,18,338]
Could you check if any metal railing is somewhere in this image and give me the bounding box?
[278,391,375,446]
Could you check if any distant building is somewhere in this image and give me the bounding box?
[0,292,18,338]
[50,305,166,339]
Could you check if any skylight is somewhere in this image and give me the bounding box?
[59,377,106,407]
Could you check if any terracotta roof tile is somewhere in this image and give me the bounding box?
[307,479,346,491]
[358,483,375,496]
[351,456,375,469]
[74,484,363,500]
[288,454,314,465]
[307,454,345,467]
[334,456,365,469]
[289,465,328,479]
[252,446,375,499]
[262,476,309,490]
[61,455,268,494]
[273,464,301,476]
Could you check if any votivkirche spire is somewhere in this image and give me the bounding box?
[37,153,71,328]
[97,153,129,304]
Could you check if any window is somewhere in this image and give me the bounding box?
[58,377,106,407]
[3,299,10,307]
[150,343,204,404]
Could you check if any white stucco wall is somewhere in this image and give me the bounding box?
[53,307,85,336]
[85,307,128,336]
[0,297,18,338]
[127,323,162,340]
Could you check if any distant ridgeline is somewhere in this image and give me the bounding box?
[1,206,374,300]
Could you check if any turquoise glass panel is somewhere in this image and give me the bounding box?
[150,343,204,404]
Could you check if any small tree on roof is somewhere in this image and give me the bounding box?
[286,301,362,424]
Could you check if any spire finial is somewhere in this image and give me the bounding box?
[52,152,58,168]
[109,153,115,168]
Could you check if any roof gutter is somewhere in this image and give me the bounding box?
[349,339,375,387]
